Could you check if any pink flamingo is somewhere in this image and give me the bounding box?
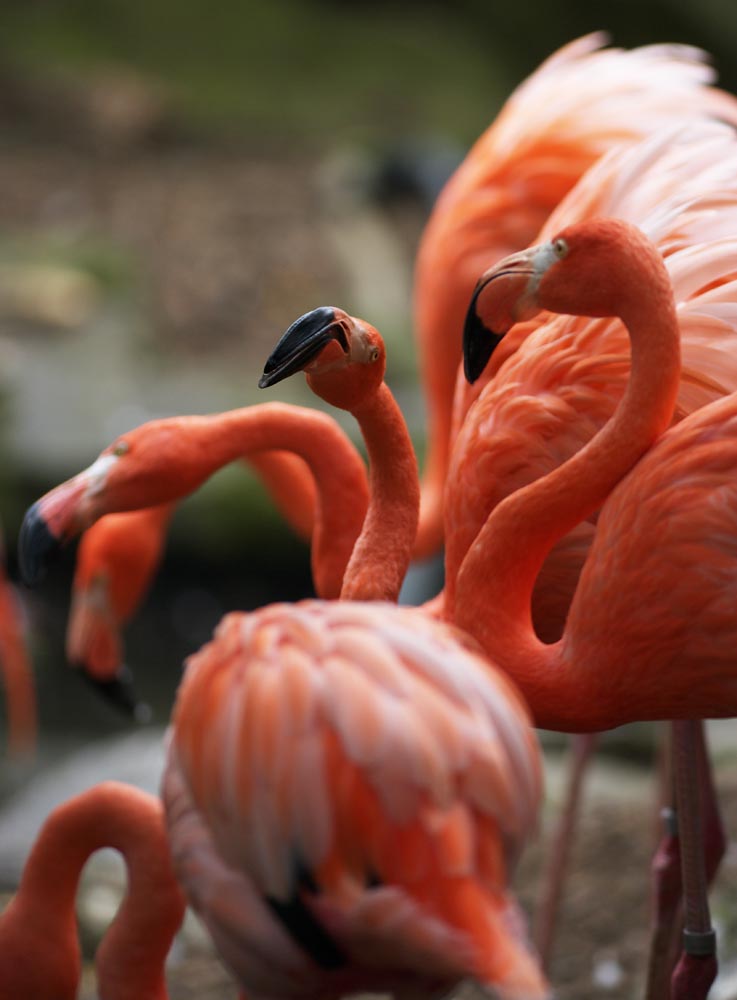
[0,542,35,756]
[0,781,185,999]
[63,444,358,711]
[442,121,737,969]
[458,215,737,998]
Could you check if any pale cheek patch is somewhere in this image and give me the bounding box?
[84,453,119,497]
[349,322,378,364]
[530,242,559,294]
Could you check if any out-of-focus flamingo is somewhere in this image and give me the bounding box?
[21,398,389,737]
[0,545,35,756]
[459,215,737,998]
[0,781,185,999]
[412,34,737,557]
[66,505,174,717]
[64,444,354,711]
[21,311,548,1000]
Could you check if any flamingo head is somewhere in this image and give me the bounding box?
[463,217,663,383]
[19,420,192,586]
[259,306,386,410]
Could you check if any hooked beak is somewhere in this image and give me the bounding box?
[259,307,348,388]
[19,477,90,586]
[462,249,537,384]
[19,454,118,586]
[18,499,61,587]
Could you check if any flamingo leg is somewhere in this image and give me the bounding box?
[645,803,681,1000]
[534,732,598,971]
[669,720,718,1000]
[645,720,725,999]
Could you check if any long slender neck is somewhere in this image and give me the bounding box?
[101,403,368,601]
[340,383,420,601]
[0,782,184,1000]
[454,284,681,731]
[199,405,369,600]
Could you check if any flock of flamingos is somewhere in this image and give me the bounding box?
[1,30,737,1000]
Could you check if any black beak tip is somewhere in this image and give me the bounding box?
[462,308,494,384]
[77,664,152,723]
[259,306,342,388]
[18,501,60,587]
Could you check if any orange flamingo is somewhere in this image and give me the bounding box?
[0,545,35,756]
[0,780,185,999]
[459,215,737,998]
[21,309,548,999]
[22,403,369,708]
[442,121,737,965]
[411,34,737,557]
[64,446,343,711]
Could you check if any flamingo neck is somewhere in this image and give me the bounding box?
[135,404,368,600]
[454,283,681,731]
[1,782,184,1000]
[340,382,420,601]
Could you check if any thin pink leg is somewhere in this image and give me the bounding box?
[670,720,717,1000]
[645,721,725,999]
[645,801,681,1000]
[534,732,598,971]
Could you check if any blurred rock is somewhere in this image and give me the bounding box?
[0,262,100,329]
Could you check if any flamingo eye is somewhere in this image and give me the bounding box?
[369,347,380,363]
[112,441,129,457]
[553,238,568,259]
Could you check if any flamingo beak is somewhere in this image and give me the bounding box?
[19,454,119,585]
[78,666,152,723]
[462,249,538,384]
[259,307,349,388]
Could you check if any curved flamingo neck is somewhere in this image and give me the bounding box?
[340,382,420,602]
[0,782,184,1000]
[454,257,681,731]
[100,404,368,601]
[194,405,368,600]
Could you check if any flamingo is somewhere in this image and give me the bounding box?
[411,33,737,557]
[22,402,369,710]
[0,780,186,999]
[20,310,548,1000]
[458,215,737,998]
[440,120,737,968]
[0,546,35,756]
[63,445,350,711]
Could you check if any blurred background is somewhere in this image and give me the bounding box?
[2,2,737,998]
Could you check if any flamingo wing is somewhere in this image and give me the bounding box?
[564,391,737,723]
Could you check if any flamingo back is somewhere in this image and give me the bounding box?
[164,600,546,1000]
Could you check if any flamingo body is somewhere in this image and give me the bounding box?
[164,599,546,1000]
[562,391,737,719]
